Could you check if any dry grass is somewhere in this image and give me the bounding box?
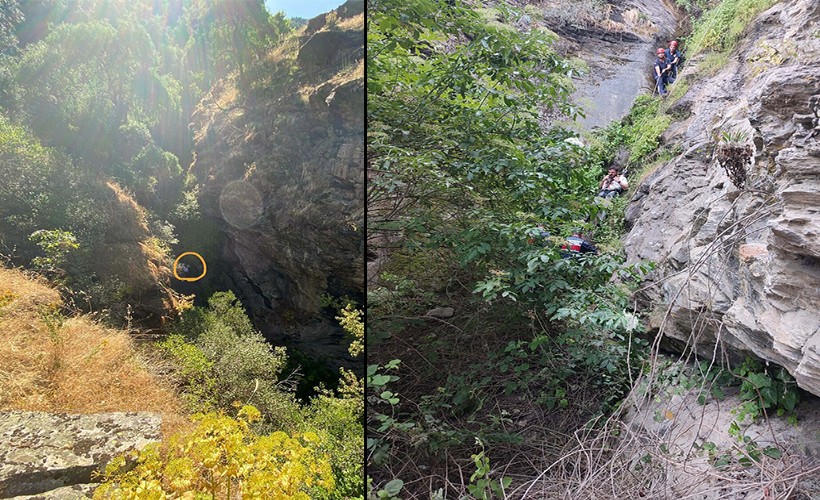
[104,181,149,236]
[298,57,363,104]
[264,36,300,66]
[0,267,188,436]
[329,57,364,86]
[332,13,363,32]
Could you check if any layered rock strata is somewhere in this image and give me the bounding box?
[623,0,820,395]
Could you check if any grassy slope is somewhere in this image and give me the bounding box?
[0,267,187,434]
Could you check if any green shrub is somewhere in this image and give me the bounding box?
[159,334,217,410]
[304,393,365,499]
[697,51,731,77]
[29,229,79,272]
[593,95,671,175]
[165,291,301,431]
[163,292,365,498]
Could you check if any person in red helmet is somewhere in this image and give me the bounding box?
[653,47,671,96]
[665,40,682,83]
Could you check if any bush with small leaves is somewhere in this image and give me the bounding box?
[162,291,301,430]
[94,405,335,499]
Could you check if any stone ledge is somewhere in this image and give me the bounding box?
[0,411,161,498]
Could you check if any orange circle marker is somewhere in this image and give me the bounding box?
[173,252,207,282]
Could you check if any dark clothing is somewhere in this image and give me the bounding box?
[653,57,670,95]
[664,48,682,81]
[597,188,623,199]
[561,235,598,258]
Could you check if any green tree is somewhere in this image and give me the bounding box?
[0,0,22,54]
[368,0,631,322]
[10,17,181,183]
[183,0,290,88]
[0,115,98,251]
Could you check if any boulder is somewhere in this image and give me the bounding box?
[0,411,161,498]
[623,0,820,396]
[6,484,97,499]
[426,307,455,319]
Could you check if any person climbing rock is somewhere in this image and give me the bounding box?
[653,48,671,96]
[561,231,598,258]
[664,40,682,83]
[597,167,628,199]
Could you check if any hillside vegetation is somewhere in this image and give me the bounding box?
[0,265,363,497]
[0,0,364,497]
[366,0,818,498]
[0,267,186,432]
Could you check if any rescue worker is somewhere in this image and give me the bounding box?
[597,167,629,199]
[561,231,598,258]
[653,48,671,96]
[664,40,682,83]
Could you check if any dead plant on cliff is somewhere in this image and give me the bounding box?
[717,129,753,190]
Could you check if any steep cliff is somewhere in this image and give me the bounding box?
[189,1,364,364]
[624,0,820,395]
[552,0,681,129]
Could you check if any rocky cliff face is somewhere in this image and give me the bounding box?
[0,411,161,498]
[554,0,681,129]
[189,1,363,365]
[623,0,820,395]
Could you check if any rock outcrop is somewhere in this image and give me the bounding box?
[621,359,820,499]
[544,0,682,129]
[93,182,179,324]
[189,1,363,366]
[0,411,161,498]
[623,0,820,395]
